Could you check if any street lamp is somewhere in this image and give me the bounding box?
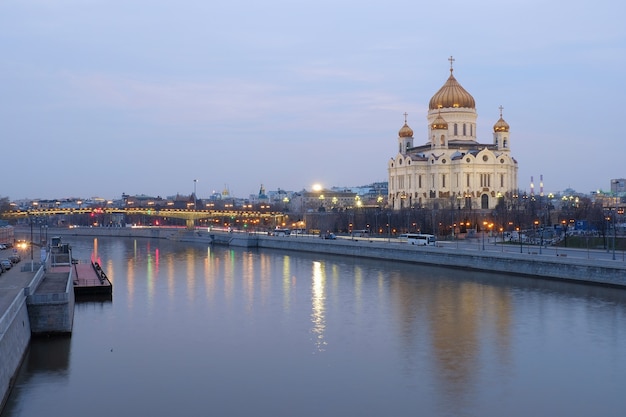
[193,179,198,210]
[482,221,487,250]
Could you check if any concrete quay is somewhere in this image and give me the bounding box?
[1,256,74,410]
[0,262,39,410]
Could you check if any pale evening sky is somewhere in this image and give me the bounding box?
[1,0,624,201]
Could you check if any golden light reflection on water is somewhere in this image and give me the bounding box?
[203,246,216,303]
[223,249,235,304]
[166,250,175,300]
[282,255,292,312]
[259,252,271,306]
[185,248,196,304]
[243,252,255,312]
[145,243,155,306]
[91,238,98,261]
[311,261,327,352]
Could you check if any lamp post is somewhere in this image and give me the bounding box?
[30,214,34,271]
[534,220,540,254]
[482,221,487,250]
[613,202,617,260]
[193,179,198,210]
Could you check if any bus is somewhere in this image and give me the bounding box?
[404,233,436,246]
[352,229,370,237]
[272,229,291,237]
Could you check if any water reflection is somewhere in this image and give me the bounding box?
[311,261,326,352]
[4,237,626,417]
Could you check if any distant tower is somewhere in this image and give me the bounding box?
[530,176,535,197]
[540,175,544,197]
[258,184,268,200]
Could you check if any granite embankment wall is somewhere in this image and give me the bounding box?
[25,227,626,287]
[253,235,626,287]
[0,292,31,410]
[1,255,73,410]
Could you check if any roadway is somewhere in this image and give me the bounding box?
[0,249,38,325]
[288,232,626,263]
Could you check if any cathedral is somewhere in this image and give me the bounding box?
[388,57,518,211]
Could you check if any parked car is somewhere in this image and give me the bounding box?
[9,254,20,263]
[0,244,6,250]
[321,233,336,240]
[0,259,11,270]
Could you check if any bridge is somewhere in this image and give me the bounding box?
[1,208,289,230]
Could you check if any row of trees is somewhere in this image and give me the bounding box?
[302,193,623,243]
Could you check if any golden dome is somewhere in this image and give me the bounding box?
[493,106,509,132]
[398,112,413,137]
[431,112,448,130]
[428,68,475,110]
[493,117,509,132]
[399,122,414,138]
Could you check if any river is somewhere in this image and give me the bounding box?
[2,236,626,417]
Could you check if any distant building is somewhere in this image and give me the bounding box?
[611,179,626,194]
[388,57,518,210]
[289,189,358,213]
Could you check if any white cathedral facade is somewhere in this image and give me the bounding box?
[388,58,518,211]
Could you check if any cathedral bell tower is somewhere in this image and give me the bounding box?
[493,105,510,151]
[430,111,448,149]
[398,112,414,154]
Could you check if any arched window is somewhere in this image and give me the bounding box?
[463,124,466,136]
[503,138,508,148]
[440,135,445,145]
[481,194,489,209]
[406,141,411,150]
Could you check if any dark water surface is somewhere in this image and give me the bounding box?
[2,236,626,417]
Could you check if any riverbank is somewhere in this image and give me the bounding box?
[21,226,626,288]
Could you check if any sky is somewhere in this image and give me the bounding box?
[1,0,624,201]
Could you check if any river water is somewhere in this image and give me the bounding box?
[2,236,626,417]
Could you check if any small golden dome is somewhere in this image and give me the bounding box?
[428,68,475,110]
[493,117,509,132]
[493,106,509,132]
[399,112,413,137]
[431,113,448,130]
[399,122,414,138]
